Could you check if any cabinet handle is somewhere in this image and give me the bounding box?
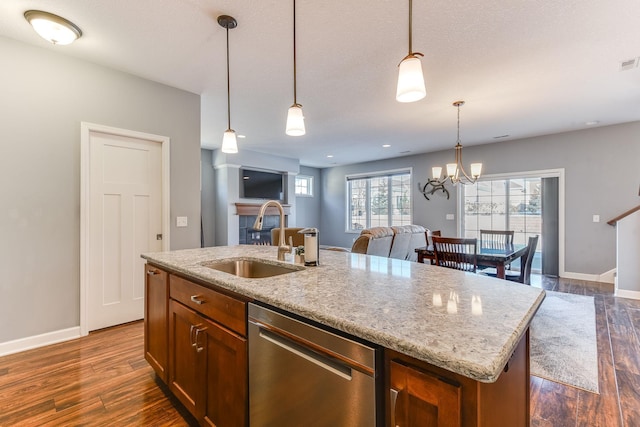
[390,388,400,427]
[190,295,206,305]
[190,324,197,347]
[195,327,208,353]
[147,270,158,276]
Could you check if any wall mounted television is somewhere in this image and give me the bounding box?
[240,168,284,201]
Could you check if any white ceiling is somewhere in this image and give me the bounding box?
[2,0,639,168]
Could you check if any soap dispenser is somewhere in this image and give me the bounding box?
[298,228,319,266]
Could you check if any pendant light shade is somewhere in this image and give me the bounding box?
[218,15,239,154]
[24,10,82,45]
[286,0,306,136]
[222,129,238,154]
[396,54,426,103]
[396,0,426,103]
[286,104,305,136]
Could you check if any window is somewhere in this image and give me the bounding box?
[295,175,313,197]
[347,169,412,232]
[462,176,542,272]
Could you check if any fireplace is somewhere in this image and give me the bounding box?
[239,214,282,245]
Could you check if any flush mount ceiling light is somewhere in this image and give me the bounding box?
[24,10,82,45]
[431,101,482,185]
[285,0,305,136]
[218,15,239,154]
[396,0,426,103]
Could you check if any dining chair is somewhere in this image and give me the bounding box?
[481,235,539,285]
[479,229,515,269]
[432,236,478,272]
[479,229,514,249]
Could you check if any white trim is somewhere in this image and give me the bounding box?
[597,268,616,284]
[0,327,81,357]
[615,289,640,300]
[456,168,566,277]
[80,122,170,337]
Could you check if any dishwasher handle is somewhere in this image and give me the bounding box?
[257,326,353,381]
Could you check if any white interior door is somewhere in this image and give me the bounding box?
[87,129,163,331]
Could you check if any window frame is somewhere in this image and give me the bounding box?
[294,174,314,197]
[345,168,413,233]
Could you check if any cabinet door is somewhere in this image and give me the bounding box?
[145,264,168,382]
[199,316,248,427]
[168,299,204,416]
[390,361,461,427]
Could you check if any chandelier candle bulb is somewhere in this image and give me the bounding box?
[431,166,442,180]
[446,163,457,177]
[470,163,482,178]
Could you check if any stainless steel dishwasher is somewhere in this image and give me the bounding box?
[248,303,380,426]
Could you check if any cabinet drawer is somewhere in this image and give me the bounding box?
[170,274,246,336]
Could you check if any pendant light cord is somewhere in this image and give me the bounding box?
[226,25,231,130]
[293,0,298,106]
[408,0,413,55]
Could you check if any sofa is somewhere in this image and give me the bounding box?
[351,225,428,261]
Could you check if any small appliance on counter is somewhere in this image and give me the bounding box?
[298,228,319,266]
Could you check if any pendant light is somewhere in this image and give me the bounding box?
[24,10,82,45]
[218,15,239,154]
[396,0,426,103]
[285,0,305,136]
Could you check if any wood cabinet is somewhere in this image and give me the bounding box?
[168,273,248,427]
[387,331,529,427]
[144,264,169,382]
[144,264,248,427]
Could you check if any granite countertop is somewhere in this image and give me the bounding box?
[142,245,545,383]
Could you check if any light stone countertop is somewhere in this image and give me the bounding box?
[142,245,545,383]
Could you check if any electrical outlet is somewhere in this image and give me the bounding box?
[176,216,188,227]
[592,215,600,223]
[446,214,455,220]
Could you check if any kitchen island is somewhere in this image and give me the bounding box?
[142,245,545,426]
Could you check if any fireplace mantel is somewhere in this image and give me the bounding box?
[235,203,291,216]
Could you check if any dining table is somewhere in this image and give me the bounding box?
[415,243,528,279]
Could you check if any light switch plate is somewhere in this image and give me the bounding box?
[176,216,188,227]
[446,214,455,220]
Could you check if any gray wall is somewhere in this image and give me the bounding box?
[320,121,640,275]
[0,37,201,343]
[294,166,322,229]
[201,148,216,247]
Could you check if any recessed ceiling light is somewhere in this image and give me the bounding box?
[327,155,334,158]
[382,144,391,148]
[237,134,246,138]
[399,150,411,154]
[585,121,599,126]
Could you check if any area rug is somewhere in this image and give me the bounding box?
[529,291,599,394]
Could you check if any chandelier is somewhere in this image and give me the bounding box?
[419,101,482,199]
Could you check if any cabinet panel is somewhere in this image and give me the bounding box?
[168,299,203,416]
[390,361,461,427]
[144,264,168,382]
[170,274,246,336]
[201,314,247,427]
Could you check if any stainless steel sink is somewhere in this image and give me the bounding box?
[201,258,302,278]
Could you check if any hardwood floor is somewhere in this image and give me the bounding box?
[530,276,640,427]
[0,277,638,426]
[0,321,198,426]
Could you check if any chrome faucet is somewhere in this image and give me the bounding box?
[253,200,291,261]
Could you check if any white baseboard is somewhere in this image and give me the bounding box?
[615,289,640,300]
[561,271,602,282]
[0,326,81,357]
